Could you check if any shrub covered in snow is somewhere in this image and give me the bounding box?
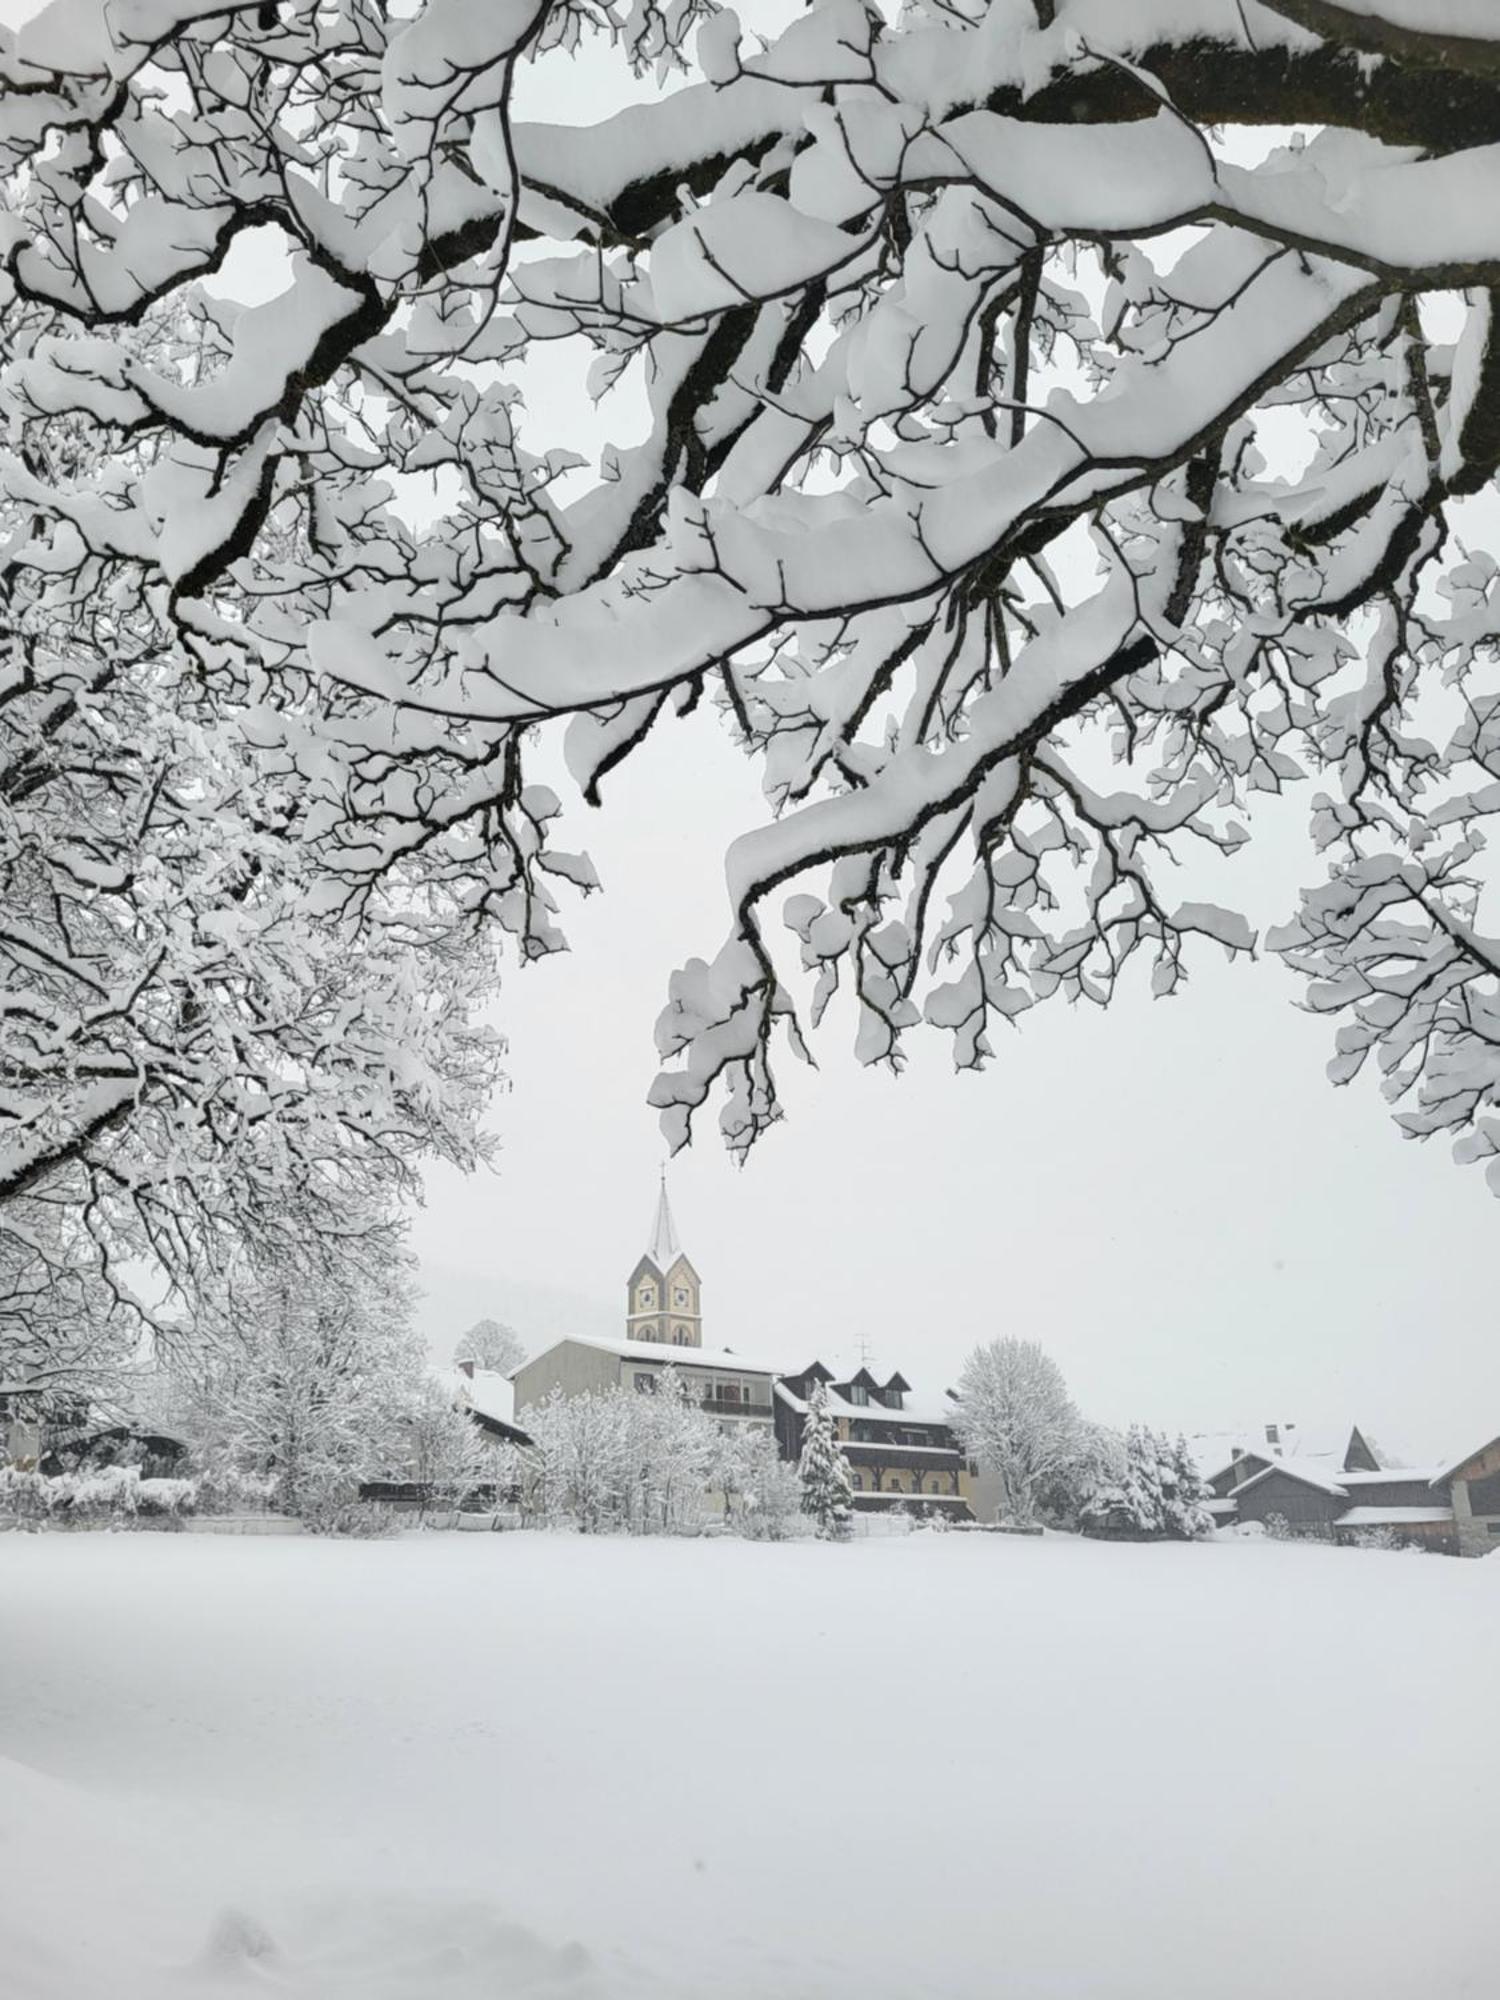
[0,1464,197,1526]
[501,1369,794,1537]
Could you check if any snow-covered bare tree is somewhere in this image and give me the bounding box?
[391,1374,496,1521]
[0,288,505,1349]
[954,1337,1080,1529]
[519,1371,763,1533]
[714,1419,802,1538]
[11,1,1500,1185]
[453,1319,528,1375]
[172,1249,424,1522]
[798,1380,853,1539]
[625,1363,717,1532]
[0,1216,142,1410]
[523,1386,632,1533]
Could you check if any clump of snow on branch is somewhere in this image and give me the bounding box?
[5,0,1500,1185]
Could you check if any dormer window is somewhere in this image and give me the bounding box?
[886,1390,903,1411]
[847,1385,868,1406]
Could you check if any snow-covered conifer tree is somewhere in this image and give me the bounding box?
[798,1382,854,1541]
[1123,1426,1167,1540]
[1166,1436,1216,1542]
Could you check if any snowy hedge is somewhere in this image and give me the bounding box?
[0,1465,198,1525]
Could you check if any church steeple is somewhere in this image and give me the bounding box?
[626,1173,703,1348]
[646,1171,680,1269]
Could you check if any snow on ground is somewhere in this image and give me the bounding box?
[1,1531,1497,1999]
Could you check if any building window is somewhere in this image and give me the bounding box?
[848,1385,868,1406]
[673,1328,689,1345]
[1489,1522,1500,1536]
[634,1373,656,1394]
[1265,1424,1280,1446]
[851,1473,862,1490]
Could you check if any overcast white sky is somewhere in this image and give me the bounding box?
[412,699,1500,1465]
[8,0,1495,1464]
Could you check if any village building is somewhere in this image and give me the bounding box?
[773,1360,991,1519]
[453,1362,532,1446]
[1193,1421,1499,1555]
[1435,1436,1500,1558]
[512,1182,777,1430]
[1,1384,103,1472]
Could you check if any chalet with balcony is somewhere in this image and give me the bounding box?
[512,1333,776,1429]
[773,1361,983,1518]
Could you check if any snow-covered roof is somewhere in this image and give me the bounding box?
[1228,1459,1348,1501]
[1334,1506,1454,1528]
[552,1334,778,1376]
[456,1369,516,1430]
[1206,1498,1238,1517]
[1337,1468,1445,1489]
[1190,1423,1404,1484]
[774,1379,959,1429]
[1427,1434,1500,1487]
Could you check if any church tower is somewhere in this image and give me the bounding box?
[626,1177,703,1347]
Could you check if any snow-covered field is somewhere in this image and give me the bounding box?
[1,1531,1495,2000]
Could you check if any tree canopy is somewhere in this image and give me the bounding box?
[6,0,1500,1190]
[454,1317,527,1373]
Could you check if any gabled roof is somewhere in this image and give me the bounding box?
[1191,1422,1406,1486]
[454,1368,516,1430]
[1229,1459,1349,1501]
[787,1360,834,1387]
[885,1372,911,1393]
[443,1368,531,1446]
[1429,1434,1500,1487]
[775,1375,961,1429]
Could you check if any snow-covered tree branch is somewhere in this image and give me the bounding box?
[8,0,1500,1180]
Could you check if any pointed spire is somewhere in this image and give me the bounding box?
[646,1168,681,1268]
